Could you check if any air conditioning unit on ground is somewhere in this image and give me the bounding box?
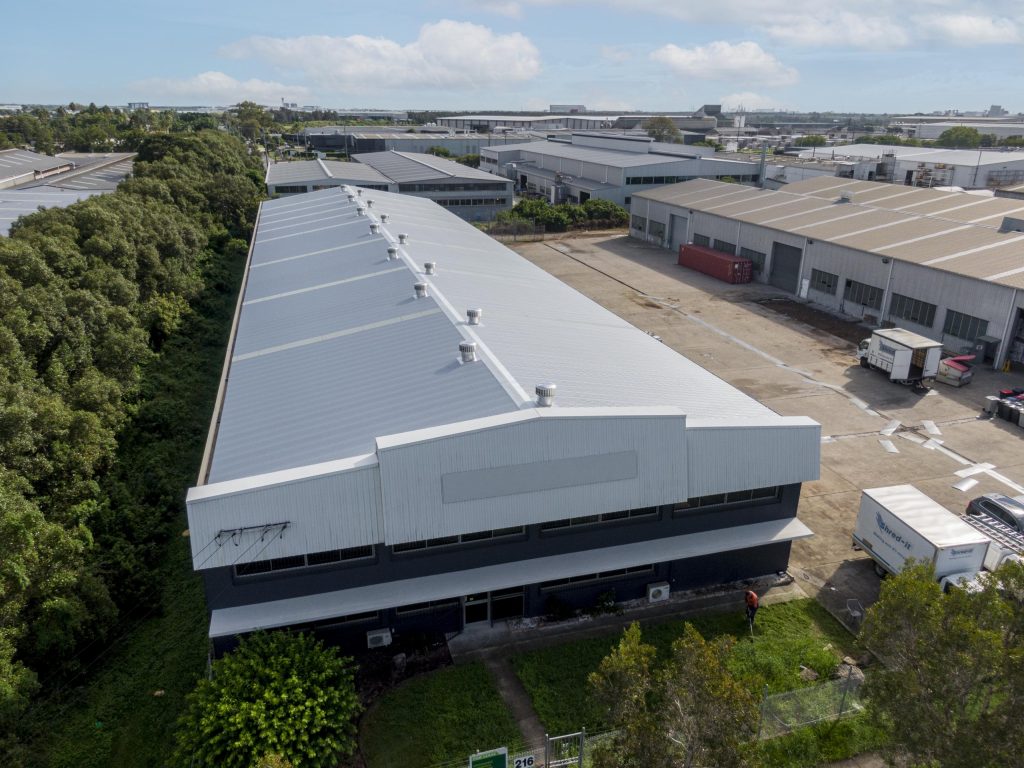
[647,582,670,604]
[366,628,393,649]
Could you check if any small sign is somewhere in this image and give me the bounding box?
[513,755,536,768]
[470,747,508,768]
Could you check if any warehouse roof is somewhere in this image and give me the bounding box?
[18,153,134,191]
[0,187,103,236]
[205,186,777,483]
[484,140,749,170]
[799,144,1024,168]
[352,150,504,183]
[0,148,74,185]
[265,159,391,186]
[635,177,1024,289]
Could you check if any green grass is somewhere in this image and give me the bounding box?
[754,711,892,768]
[511,598,861,735]
[21,541,209,768]
[360,662,524,768]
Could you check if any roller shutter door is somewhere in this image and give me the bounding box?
[769,242,802,293]
[669,215,689,253]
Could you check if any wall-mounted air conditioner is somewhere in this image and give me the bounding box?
[367,628,393,649]
[647,582,670,604]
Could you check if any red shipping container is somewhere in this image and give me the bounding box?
[678,244,752,284]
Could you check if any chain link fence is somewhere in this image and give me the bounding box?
[757,670,865,740]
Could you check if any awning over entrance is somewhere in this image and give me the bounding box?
[208,517,813,638]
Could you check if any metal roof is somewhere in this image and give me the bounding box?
[800,144,1024,168]
[0,187,103,236]
[265,159,391,186]
[352,151,504,183]
[18,153,135,191]
[483,140,750,170]
[0,148,73,183]
[635,178,1024,289]
[206,186,778,483]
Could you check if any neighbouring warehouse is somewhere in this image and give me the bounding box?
[187,186,818,653]
[631,177,1024,368]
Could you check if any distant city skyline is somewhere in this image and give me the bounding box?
[2,0,1022,113]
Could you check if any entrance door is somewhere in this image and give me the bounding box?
[464,593,489,624]
[769,242,802,293]
[669,214,689,253]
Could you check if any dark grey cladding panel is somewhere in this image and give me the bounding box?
[441,451,638,503]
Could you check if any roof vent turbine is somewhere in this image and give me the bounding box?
[370,223,380,234]
[424,262,436,275]
[357,207,366,216]
[357,189,363,196]
[535,383,557,407]
[380,213,389,223]
[387,246,399,260]
[466,308,482,325]
[398,233,408,244]
[414,282,429,299]
[366,200,374,208]
[459,341,478,363]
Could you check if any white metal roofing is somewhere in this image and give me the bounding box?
[635,177,1024,289]
[352,151,506,183]
[863,486,991,548]
[205,186,778,484]
[0,148,72,183]
[483,140,748,170]
[208,516,813,637]
[265,159,391,186]
[874,328,943,349]
[0,187,104,236]
[801,144,1024,168]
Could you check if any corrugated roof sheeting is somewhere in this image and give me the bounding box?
[0,188,103,236]
[353,151,503,183]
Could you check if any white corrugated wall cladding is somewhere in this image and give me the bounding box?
[379,415,688,544]
[686,422,820,496]
[187,465,382,569]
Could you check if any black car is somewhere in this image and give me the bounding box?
[967,494,1024,534]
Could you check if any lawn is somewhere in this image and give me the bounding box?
[360,662,524,768]
[511,598,862,735]
[754,712,891,768]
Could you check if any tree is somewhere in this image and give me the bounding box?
[427,145,452,157]
[935,126,982,148]
[588,622,757,768]
[580,198,628,225]
[860,561,1024,768]
[455,153,480,168]
[794,134,826,147]
[174,632,362,768]
[645,116,681,143]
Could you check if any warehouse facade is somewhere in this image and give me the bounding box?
[631,177,1024,368]
[481,133,758,207]
[187,186,818,652]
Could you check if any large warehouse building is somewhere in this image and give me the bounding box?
[187,186,818,652]
[481,133,758,207]
[267,152,513,221]
[631,177,1024,368]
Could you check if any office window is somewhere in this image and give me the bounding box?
[541,507,659,532]
[235,545,375,577]
[810,269,839,295]
[692,233,710,247]
[843,279,883,310]
[649,220,666,240]
[740,247,766,274]
[540,564,654,591]
[273,185,307,194]
[942,310,988,341]
[672,486,780,515]
[392,526,525,554]
[396,599,459,615]
[631,215,647,232]
[713,239,736,254]
[890,294,937,328]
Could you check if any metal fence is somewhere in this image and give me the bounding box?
[482,222,546,242]
[757,671,864,740]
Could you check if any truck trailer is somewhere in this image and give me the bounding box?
[856,328,943,386]
[853,485,990,589]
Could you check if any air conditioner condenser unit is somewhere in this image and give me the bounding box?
[366,628,393,649]
[646,582,670,603]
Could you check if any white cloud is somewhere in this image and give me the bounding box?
[132,71,310,105]
[765,13,911,49]
[221,21,542,92]
[600,45,632,63]
[718,91,784,111]
[475,1,523,17]
[919,14,1019,45]
[650,41,798,86]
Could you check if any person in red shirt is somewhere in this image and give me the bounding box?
[745,590,760,626]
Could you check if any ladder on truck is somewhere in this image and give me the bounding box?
[963,514,1024,555]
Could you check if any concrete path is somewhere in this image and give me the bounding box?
[482,655,548,752]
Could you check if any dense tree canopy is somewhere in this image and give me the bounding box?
[645,116,682,143]
[794,135,827,147]
[860,561,1024,768]
[935,126,982,148]
[173,632,361,768]
[0,130,263,743]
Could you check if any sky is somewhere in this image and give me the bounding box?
[1,0,1022,113]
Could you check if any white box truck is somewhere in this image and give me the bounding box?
[856,328,943,386]
[853,485,990,589]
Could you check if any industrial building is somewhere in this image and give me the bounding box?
[0,148,74,189]
[481,133,759,207]
[289,126,510,155]
[437,110,718,134]
[631,177,1024,368]
[266,152,513,221]
[908,122,1024,141]
[187,186,818,652]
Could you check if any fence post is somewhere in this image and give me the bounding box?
[578,728,585,768]
[838,672,850,717]
[756,683,769,740]
[544,732,549,767]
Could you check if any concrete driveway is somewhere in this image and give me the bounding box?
[511,233,1024,622]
